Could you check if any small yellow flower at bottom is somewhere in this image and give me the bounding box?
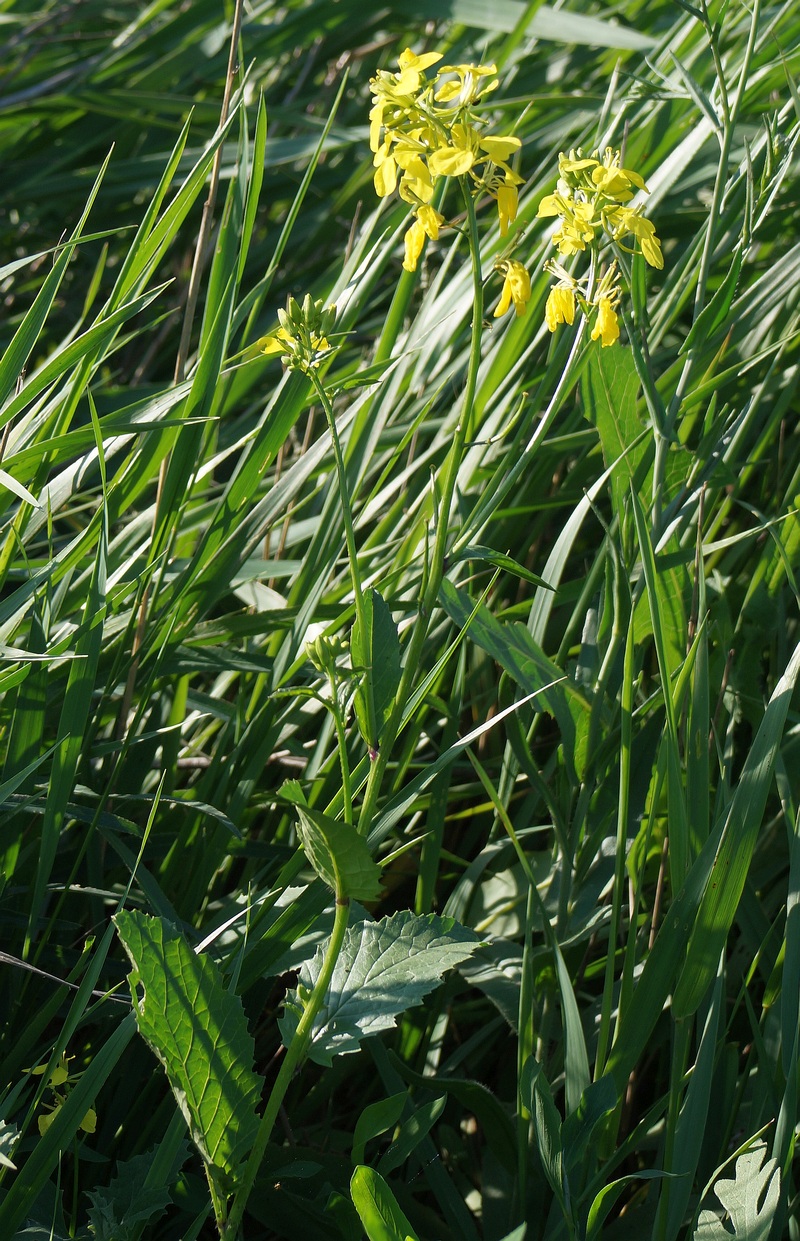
[591,296,620,347]
[494,259,531,318]
[545,285,575,332]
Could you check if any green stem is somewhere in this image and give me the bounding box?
[328,667,353,824]
[653,1018,692,1241]
[594,609,635,1080]
[222,896,351,1239]
[308,369,368,631]
[209,1171,229,1236]
[356,177,484,838]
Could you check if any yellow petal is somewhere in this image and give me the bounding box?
[494,260,531,318]
[80,1108,97,1135]
[417,204,445,239]
[257,328,291,356]
[373,155,397,198]
[545,286,575,331]
[403,219,427,272]
[398,48,443,72]
[536,194,561,218]
[480,135,521,162]
[493,280,513,318]
[591,297,620,347]
[434,80,462,103]
[641,234,664,268]
[497,183,518,237]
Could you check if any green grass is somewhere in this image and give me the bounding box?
[1,0,800,1238]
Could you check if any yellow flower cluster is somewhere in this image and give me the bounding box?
[538,148,663,346]
[369,48,529,315]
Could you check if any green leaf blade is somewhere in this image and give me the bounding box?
[350,1165,420,1241]
[293,801,383,902]
[114,911,263,1185]
[352,589,401,753]
[279,912,480,1066]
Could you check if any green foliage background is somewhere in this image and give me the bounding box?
[1,0,800,1238]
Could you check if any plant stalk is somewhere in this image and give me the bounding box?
[356,177,484,837]
[222,895,351,1239]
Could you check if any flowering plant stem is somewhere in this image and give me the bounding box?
[307,365,371,750]
[357,178,483,839]
[226,172,481,1238]
[221,354,371,1238]
[221,895,351,1240]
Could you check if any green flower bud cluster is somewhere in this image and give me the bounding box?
[258,294,336,372]
[305,631,349,674]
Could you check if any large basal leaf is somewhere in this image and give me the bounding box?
[279,912,480,1066]
[351,588,401,754]
[282,781,382,901]
[114,911,263,1186]
[694,1143,780,1241]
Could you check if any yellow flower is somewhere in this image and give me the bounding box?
[259,328,330,364]
[417,203,445,239]
[590,148,647,199]
[545,285,576,332]
[372,138,398,197]
[257,298,334,369]
[497,181,518,237]
[397,48,443,74]
[402,204,446,271]
[494,260,531,318]
[392,49,442,98]
[591,296,620,347]
[36,1095,97,1137]
[428,121,480,177]
[434,60,498,105]
[605,206,663,268]
[29,1053,71,1087]
[551,201,597,256]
